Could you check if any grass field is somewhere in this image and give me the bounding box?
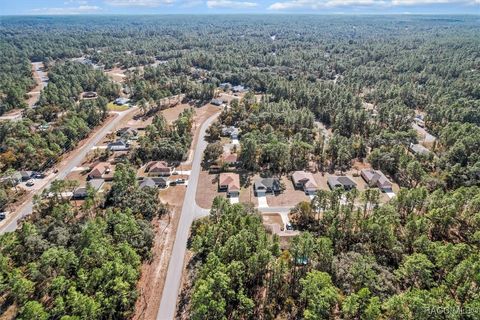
[107,102,129,111]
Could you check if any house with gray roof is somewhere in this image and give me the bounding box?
[327,176,357,191]
[409,143,431,156]
[361,169,392,191]
[254,177,281,195]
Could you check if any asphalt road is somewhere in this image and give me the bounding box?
[156,112,219,320]
[0,108,137,234]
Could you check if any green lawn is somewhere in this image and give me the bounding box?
[107,102,129,111]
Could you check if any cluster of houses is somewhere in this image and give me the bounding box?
[0,170,45,187]
[210,98,225,106]
[71,159,175,200]
[69,123,175,200]
[409,143,431,156]
[217,168,393,198]
[219,82,247,94]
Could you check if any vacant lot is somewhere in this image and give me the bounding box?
[266,175,310,207]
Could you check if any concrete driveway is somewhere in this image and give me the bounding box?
[257,193,268,208]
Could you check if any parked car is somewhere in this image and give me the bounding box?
[32,172,45,179]
[26,179,35,187]
[176,178,186,184]
[286,223,293,231]
[0,212,6,220]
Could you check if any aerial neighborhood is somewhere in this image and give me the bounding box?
[0,13,478,320]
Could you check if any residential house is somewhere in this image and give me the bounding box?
[108,140,129,151]
[254,177,281,195]
[211,98,224,106]
[222,153,238,167]
[218,173,240,197]
[409,143,431,156]
[114,97,130,106]
[116,127,137,138]
[219,82,231,90]
[292,171,318,194]
[361,169,393,191]
[0,171,22,186]
[146,161,171,176]
[222,126,238,137]
[87,162,113,180]
[72,179,105,199]
[232,85,246,93]
[20,171,33,182]
[139,177,168,189]
[327,176,357,191]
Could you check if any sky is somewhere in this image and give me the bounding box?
[1,0,479,15]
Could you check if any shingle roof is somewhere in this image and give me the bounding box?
[219,173,240,192]
[327,176,356,188]
[292,171,317,188]
[147,161,170,172]
[254,177,280,190]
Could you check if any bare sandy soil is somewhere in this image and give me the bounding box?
[26,62,47,107]
[266,175,310,207]
[105,67,126,83]
[195,170,220,208]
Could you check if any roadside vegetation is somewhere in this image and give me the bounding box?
[0,164,168,318]
[185,189,480,319]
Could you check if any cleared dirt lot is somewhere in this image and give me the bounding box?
[105,67,126,83]
[262,213,284,229]
[195,170,220,208]
[266,175,310,207]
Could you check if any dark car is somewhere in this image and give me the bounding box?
[32,172,46,179]
[0,212,6,220]
[286,223,293,231]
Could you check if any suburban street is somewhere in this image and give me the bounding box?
[157,112,219,320]
[0,107,137,234]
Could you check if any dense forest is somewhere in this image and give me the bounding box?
[0,164,167,318]
[187,188,480,319]
[0,14,479,319]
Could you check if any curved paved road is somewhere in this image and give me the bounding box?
[0,108,137,234]
[157,112,219,320]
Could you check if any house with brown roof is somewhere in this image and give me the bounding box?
[361,169,393,191]
[222,153,238,167]
[88,162,113,180]
[292,171,318,195]
[146,161,171,176]
[218,173,240,197]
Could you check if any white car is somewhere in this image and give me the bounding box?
[26,179,35,187]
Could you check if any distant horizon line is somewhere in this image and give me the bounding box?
[2,13,479,17]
